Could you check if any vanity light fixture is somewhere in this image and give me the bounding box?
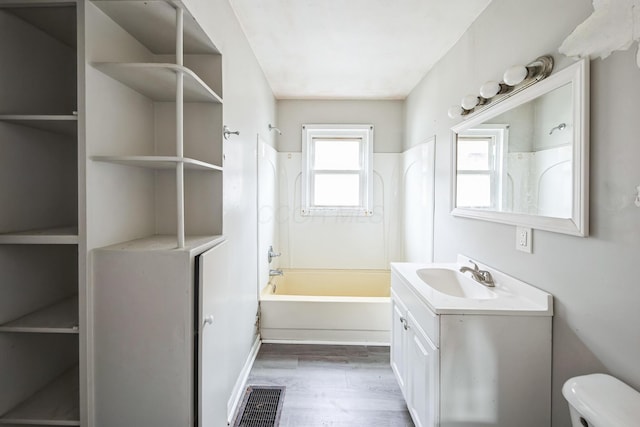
[479,80,506,99]
[448,55,554,119]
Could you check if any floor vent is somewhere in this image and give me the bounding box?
[232,386,285,427]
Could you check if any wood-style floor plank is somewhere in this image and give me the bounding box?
[246,344,414,427]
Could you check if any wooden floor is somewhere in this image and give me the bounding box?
[245,344,414,427]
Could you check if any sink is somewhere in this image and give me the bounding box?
[416,268,497,299]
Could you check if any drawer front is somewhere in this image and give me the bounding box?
[392,272,439,347]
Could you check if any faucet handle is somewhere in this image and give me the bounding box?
[468,260,479,271]
[268,246,281,263]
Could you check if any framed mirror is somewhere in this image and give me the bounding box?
[450,58,589,236]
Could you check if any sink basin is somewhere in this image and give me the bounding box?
[416,268,497,299]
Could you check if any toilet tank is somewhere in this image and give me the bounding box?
[563,373,640,427]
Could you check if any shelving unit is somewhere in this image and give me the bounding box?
[86,1,228,425]
[88,0,224,249]
[0,2,81,425]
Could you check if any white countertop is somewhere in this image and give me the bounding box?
[390,258,553,316]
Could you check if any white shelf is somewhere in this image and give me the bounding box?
[0,366,79,426]
[0,115,77,136]
[98,234,225,253]
[0,296,79,334]
[92,0,219,55]
[91,155,223,171]
[93,62,223,103]
[0,227,78,244]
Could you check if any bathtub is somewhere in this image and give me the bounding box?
[259,269,391,345]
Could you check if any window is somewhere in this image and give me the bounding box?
[302,124,373,216]
[455,124,508,209]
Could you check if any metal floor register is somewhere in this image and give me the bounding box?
[232,386,285,427]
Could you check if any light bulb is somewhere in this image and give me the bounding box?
[479,80,501,98]
[503,65,528,86]
[461,95,480,110]
[447,105,462,119]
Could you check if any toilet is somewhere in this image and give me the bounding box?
[563,373,640,426]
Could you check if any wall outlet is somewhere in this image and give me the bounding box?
[516,227,533,253]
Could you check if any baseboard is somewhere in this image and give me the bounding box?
[226,335,262,424]
[260,327,390,345]
[261,339,390,346]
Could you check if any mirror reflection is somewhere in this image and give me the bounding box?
[456,82,573,218]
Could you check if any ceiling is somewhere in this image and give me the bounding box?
[229,0,492,99]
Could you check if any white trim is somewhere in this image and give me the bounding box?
[450,58,589,237]
[455,124,509,211]
[226,336,261,424]
[301,124,374,216]
[261,339,390,347]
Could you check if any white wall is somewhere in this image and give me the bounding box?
[277,152,402,269]
[277,99,404,152]
[182,0,277,423]
[257,141,279,288]
[275,100,404,270]
[402,140,435,262]
[404,0,640,426]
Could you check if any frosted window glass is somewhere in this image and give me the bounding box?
[457,139,490,170]
[313,139,361,170]
[314,174,360,206]
[457,175,491,208]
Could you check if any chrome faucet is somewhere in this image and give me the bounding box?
[269,268,283,277]
[459,261,495,287]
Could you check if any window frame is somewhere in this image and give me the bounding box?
[301,124,374,216]
[455,124,509,210]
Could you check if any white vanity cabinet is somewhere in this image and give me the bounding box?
[391,264,553,427]
[391,286,439,427]
[406,311,439,427]
[390,295,408,393]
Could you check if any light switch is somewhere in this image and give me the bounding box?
[516,226,533,253]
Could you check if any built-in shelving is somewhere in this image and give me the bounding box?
[89,0,224,247]
[88,1,227,424]
[0,115,77,136]
[0,4,81,425]
[0,227,78,245]
[0,366,79,426]
[92,155,223,171]
[0,296,79,334]
[92,0,218,55]
[93,62,223,103]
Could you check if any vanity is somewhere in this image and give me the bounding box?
[390,256,553,427]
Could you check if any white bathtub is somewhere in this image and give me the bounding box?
[259,269,391,345]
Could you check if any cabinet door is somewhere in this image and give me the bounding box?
[407,313,438,427]
[197,240,229,427]
[390,293,408,396]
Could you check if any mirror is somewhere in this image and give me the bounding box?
[451,58,589,236]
